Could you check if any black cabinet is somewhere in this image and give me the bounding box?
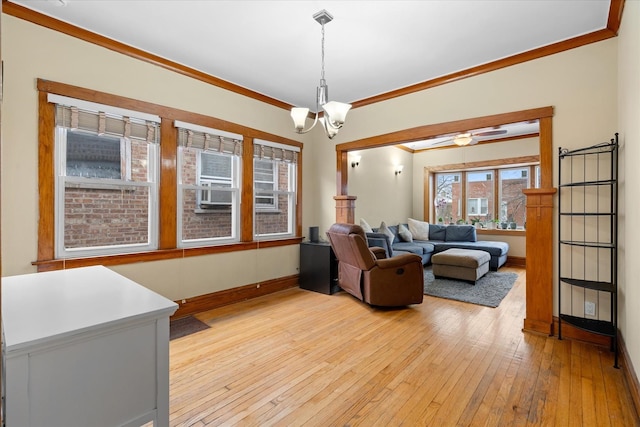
[558,134,618,367]
[299,242,340,295]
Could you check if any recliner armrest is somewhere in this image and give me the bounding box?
[370,246,387,259]
[376,253,422,269]
[366,232,393,257]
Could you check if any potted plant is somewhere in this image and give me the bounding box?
[438,217,444,224]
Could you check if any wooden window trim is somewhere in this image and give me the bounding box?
[36,79,303,271]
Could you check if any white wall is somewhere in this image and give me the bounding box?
[618,0,640,380]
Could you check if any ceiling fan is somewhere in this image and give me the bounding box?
[427,128,509,147]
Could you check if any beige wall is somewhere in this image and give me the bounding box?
[618,0,640,383]
[0,15,311,301]
[348,146,413,227]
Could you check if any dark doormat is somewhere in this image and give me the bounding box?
[170,316,211,341]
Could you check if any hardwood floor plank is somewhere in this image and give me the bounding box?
[162,267,639,426]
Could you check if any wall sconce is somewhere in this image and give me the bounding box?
[395,165,404,175]
[351,155,361,168]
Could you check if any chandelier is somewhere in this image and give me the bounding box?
[290,10,352,139]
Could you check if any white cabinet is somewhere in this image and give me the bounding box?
[2,266,178,427]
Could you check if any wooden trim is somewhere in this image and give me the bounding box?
[171,274,299,319]
[241,137,255,242]
[620,332,640,419]
[5,1,623,113]
[552,316,611,347]
[505,256,526,268]
[296,149,303,238]
[336,150,348,196]
[32,237,303,272]
[4,1,292,111]
[158,118,177,249]
[608,0,626,35]
[37,91,55,261]
[336,107,553,152]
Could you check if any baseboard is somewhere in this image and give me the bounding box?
[171,274,299,319]
[506,256,526,267]
[619,334,640,418]
[551,316,611,347]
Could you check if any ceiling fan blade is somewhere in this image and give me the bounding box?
[473,129,508,137]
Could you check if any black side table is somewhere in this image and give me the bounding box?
[299,241,340,295]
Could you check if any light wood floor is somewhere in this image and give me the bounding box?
[166,267,639,426]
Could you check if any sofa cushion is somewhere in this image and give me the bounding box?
[393,241,435,256]
[360,218,373,233]
[445,225,477,242]
[379,221,396,245]
[398,223,413,242]
[408,218,430,240]
[428,224,447,241]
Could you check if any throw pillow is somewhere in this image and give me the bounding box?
[408,218,430,240]
[398,223,413,242]
[360,218,373,233]
[379,221,395,244]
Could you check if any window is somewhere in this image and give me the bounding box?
[499,168,529,226]
[466,171,494,221]
[254,159,277,210]
[432,162,538,227]
[254,140,299,239]
[52,96,160,258]
[199,152,233,207]
[434,172,461,223]
[176,122,242,247]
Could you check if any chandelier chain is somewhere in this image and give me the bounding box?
[320,22,325,81]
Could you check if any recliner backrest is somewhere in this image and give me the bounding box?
[326,223,377,271]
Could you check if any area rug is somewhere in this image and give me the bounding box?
[170,316,210,341]
[423,268,518,308]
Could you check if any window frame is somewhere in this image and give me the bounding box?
[36,79,303,271]
[53,113,160,259]
[430,158,540,228]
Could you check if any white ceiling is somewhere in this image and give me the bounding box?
[10,0,611,111]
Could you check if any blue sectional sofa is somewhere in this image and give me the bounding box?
[366,224,509,271]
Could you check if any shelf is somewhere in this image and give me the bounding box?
[559,314,616,337]
[559,212,615,217]
[559,277,615,293]
[559,179,616,188]
[559,240,614,249]
[559,141,617,158]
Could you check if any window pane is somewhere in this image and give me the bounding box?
[434,173,461,223]
[466,171,494,223]
[66,131,121,179]
[254,159,295,237]
[499,167,529,226]
[178,147,239,245]
[63,186,150,249]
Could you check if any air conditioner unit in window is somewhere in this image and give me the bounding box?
[200,181,232,206]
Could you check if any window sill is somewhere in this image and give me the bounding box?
[476,229,526,237]
[33,237,303,272]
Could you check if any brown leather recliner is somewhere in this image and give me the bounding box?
[326,223,424,306]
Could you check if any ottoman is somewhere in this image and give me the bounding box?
[431,248,490,285]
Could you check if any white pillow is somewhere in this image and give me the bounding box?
[398,223,413,242]
[379,221,395,244]
[360,218,373,233]
[408,218,430,240]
